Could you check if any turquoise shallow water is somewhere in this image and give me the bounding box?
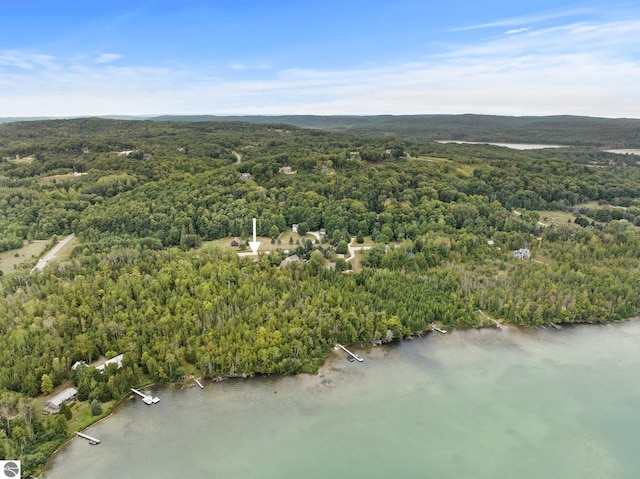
[45,322,640,479]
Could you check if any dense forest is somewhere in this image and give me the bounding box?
[4,113,640,147]
[154,114,640,147]
[2,117,640,475]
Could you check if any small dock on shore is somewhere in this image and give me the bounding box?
[335,343,363,362]
[76,432,101,444]
[474,309,503,329]
[131,388,160,405]
[194,378,204,389]
[431,323,447,334]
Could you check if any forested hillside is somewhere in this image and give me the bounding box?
[154,114,640,147]
[2,118,640,475]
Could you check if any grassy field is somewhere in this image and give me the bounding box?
[408,154,451,164]
[53,235,80,260]
[0,235,79,275]
[6,156,34,164]
[38,172,87,186]
[0,240,49,274]
[67,399,116,434]
[202,236,285,252]
[575,200,602,209]
[347,250,366,272]
[536,210,577,225]
[202,231,320,253]
[536,201,624,227]
[351,235,375,247]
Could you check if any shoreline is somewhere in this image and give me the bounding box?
[38,316,638,477]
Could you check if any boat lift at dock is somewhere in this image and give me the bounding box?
[335,344,364,362]
[131,388,160,405]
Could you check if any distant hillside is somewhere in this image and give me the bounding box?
[0,116,53,124]
[0,115,153,124]
[2,113,639,147]
[153,114,640,148]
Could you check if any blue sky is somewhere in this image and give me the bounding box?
[1,1,639,117]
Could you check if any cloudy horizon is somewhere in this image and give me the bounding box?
[1,1,639,119]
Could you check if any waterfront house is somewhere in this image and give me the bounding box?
[43,388,77,414]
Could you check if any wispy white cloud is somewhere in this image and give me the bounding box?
[95,53,123,64]
[451,7,593,31]
[0,50,56,70]
[505,28,529,35]
[229,62,272,71]
[1,12,640,118]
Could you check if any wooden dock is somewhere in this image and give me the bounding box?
[335,343,363,362]
[194,378,204,389]
[131,388,160,405]
[76,432,101,444]
[474,309,502,329]
[431,324,447,334]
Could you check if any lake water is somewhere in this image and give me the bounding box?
[436,140,567,150]
[44,322,640,479]
[605,149,640,156]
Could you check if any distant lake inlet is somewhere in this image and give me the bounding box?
[436,140,568,150]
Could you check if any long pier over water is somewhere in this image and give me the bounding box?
[76,432,100,444]
[335,343,363,362]
[131,388,160,405]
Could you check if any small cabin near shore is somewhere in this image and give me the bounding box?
[43,387,77,415]
[230,237,241,247]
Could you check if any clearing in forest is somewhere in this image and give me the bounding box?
[1,240,49,274]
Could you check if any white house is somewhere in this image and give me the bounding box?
[96,354,124,373]
[71,360,86,370]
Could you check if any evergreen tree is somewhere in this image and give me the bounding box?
[59,401,72,420]
[90,399,102,416]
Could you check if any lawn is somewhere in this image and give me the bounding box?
[351,235,375,247]
[536,210,577,225]
[202,236,283,252]
[7,156,34,164]
[203,231,320,254]
[38,172,87,186]
[0,240,49,274]
[52,235,80,261]
[347,250,366,272]
[407,154,452,164]
[574,200,602,209]
[68,399,116,434]
[0,235,79,275]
